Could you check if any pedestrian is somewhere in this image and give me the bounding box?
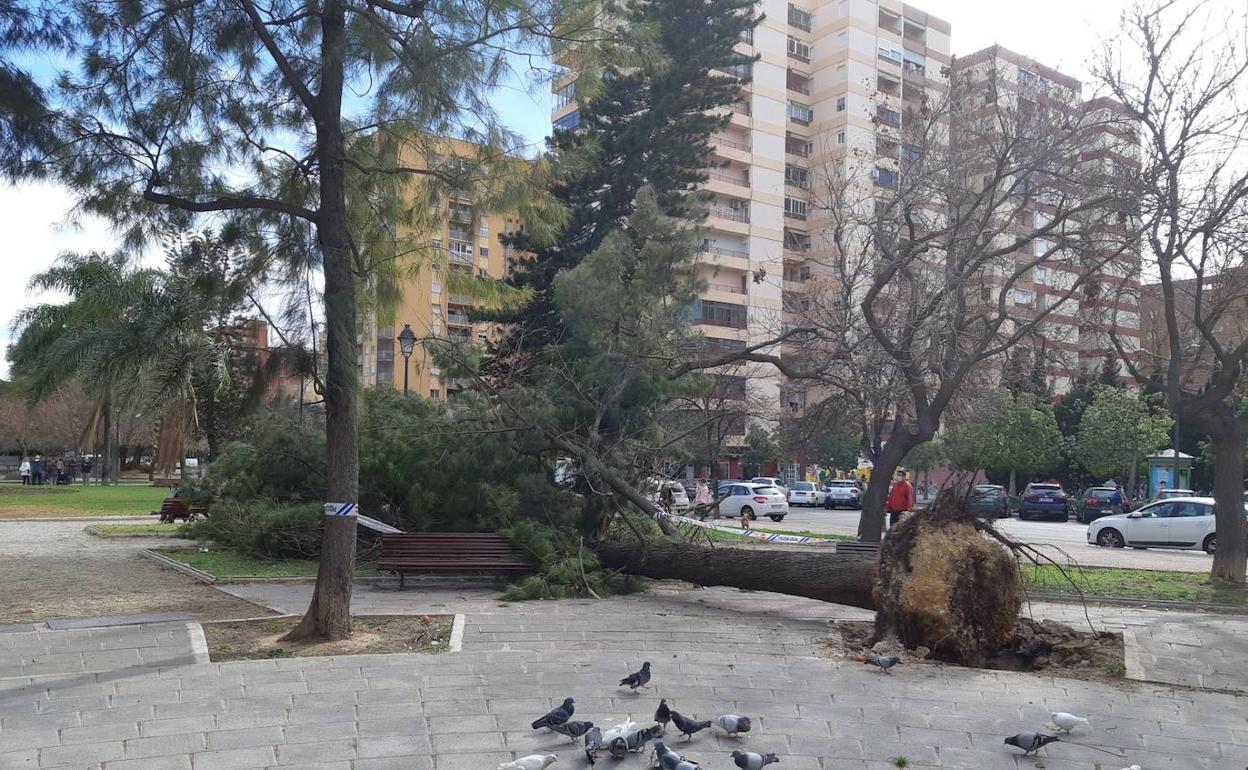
[19,456,30,485]
[31,454,44,485]
[695,480,713,520]
[54,457,66,485]
[886,471,915,527]
[80,456,93,485]
[658,483,674,515]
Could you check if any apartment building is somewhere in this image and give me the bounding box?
[952,46,1141,394]
[358,137,521,399]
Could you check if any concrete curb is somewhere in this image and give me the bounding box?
[185,621,211,665]
[1122,629,1144,681]
[448,613,466,652]
[139,548,218,584]
[1,515,153,522]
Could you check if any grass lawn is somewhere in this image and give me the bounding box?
[1023,564,1248,607]
[0,484,166,518]
[93,523,182,535]
[155,548,378,579]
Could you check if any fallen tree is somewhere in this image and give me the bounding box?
[593,541,879,610]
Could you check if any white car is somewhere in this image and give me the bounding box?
[1087,496,1219,553]
[750,477,789,496]
[648,480,690,514]
[787,481,825,507]
[721,483,788,522]
[823,480,862,510]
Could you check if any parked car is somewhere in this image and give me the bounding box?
[823,480,862,510]
[750,476,789,496]
[969,484,1010,519]
[721,482,788,522]
[1087,496,1220,553]
[1018,482,1070,521]
[647,480,690,514]
[787,481,825,507]
[1157,488,1196,500]
[1075,487,1129,524]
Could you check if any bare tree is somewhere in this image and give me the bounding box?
[1097,0,1248,583]
[784,51,1138,540]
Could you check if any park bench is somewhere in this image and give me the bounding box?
[835,540,882,557]
[153,497,213,523]
[378,532,531,588]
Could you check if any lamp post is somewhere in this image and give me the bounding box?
[397,324,417,394]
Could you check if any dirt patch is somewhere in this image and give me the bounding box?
[826,617,1124,678]
[203,615,454,661]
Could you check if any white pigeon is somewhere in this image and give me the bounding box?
[1050,712,1090,733]
[498,754,557,770]
[1114,766,1142,770]
[601,720,639,744]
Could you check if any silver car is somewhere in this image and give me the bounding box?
[823,480,862,510]
[787,481,825,507]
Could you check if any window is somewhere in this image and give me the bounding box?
[787,101,813,124]
[874,167,897,188]
[431,280,441,294]
[1018,69,1038,87]
[430,302,442,316]
[554,81,575,109]
[692,299,748,329]
[836,96,846,112]
[901,144,922,162]
[553,110,580,131]
[1013,289,1035,305]
[787,37,812,62]
[902,49,925,75]
[787,4,812,31]
[785,164,810,189]
[878,40,903,64]
[784,197,808,220]
[430,389,441,399]
[1034,267,1049,284]
[478,226,489,237]
[876,106,900,128]
[479,246,490,258]
[837,130,845,144]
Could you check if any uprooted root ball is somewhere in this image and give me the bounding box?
[875,507,1022,666]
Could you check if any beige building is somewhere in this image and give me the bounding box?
[358,137,522,399]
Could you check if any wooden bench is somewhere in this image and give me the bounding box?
[153,497,213,523]
[378,533,531,588]
[835,540,882,556]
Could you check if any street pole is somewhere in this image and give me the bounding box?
[396,324,417,396]
[402,359,410,394]
[1172,411,1181,489]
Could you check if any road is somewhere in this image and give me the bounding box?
[731,505,1216,572]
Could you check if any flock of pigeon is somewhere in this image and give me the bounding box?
[498,659,1144,770]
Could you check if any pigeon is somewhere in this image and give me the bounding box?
[715,714,752,737]
[1113,766,1142,770]
[498,755,557,770]
[531,698,575,731]
[669,710,713,740]
[1049,712,1090,733]
[655,699,671,727]
[731,750,780,770]
[550,720,594,741]
[607,724,662,759]
[599,719,639,745]
[619,661,652,691]
[653,741,701,770]
[864,654,902,672]
[1003,732,1061,756]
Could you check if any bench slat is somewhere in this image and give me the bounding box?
[378,533,530,585]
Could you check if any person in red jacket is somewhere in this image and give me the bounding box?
[887,472,915,527]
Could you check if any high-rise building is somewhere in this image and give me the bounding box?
[358,136,522,399]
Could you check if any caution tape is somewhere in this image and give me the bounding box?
[654,511,837,546]
[324,501,358,517]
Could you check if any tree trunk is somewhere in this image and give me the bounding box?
[1208,421,1247,585]
[1007,468,1016,497]
[594,541,878,610]
[858,433,914,541]
[285,0,358,643]
[203,387,220,462]
[101,386,114,486]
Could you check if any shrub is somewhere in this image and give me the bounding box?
[501,519,643,600]
[204,412,325,502]
[181,500,323,559]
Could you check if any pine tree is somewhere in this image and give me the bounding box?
[496,0,759,351]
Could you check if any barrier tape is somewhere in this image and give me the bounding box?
[654,510,837,546]
[324,502,358,517]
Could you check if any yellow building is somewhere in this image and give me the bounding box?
[359,136,522,399]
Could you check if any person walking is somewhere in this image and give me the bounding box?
[694,480,713,520]
[80,456,93,485]
[31,454,44,485]
[54,457,66,485]
[19,456,30,485]
[886,471,915,528]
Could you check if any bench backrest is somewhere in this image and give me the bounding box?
[380,533,519,560]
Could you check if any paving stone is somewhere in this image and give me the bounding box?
[187,747,275,769]
[46,615,189,631]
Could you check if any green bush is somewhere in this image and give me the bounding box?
[204,412,326,502]
[181,500,323,559]
[501,519,643,600]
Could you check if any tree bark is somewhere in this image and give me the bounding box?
[858,433,914,541]
[101,385,114,486]
[285,0,358,642]
[1208,420,1247,585]
[594,541,879,610]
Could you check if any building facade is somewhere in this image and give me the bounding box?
[358,137,522,399]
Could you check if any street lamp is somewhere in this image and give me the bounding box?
[396,324,417,394]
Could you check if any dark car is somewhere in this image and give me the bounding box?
[1018,482,1070,521]
[969,484,1010,518]
[1075,486,1128,524]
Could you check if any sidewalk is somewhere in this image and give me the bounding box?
[2,615,1246,769]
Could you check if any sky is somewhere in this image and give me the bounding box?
[0,0,1179,376]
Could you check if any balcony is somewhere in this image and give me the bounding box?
[714,134,751,152]
[448,206,473,223]
[878,9,901,34]
[876,107,901,128]
[787,71,812,95]
[705,169,750,187]
[446,311,471,326]
[448,329,472,343]
[709,206,750,223]
[447,293,473,306]
[693,299,748,329]
[787,102,813,126]
[787,4,812,31]
[731,101,751,116]
[706,279,748,295]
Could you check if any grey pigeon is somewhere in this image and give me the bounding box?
[1004,732,1060,756]
[607,724,662,759]
[866,654,902,672]
[669,710,712,740]
[550,720,593,741]
[715,714,752,737]
[531,697,575,731]
[731,750,779,770]
[620,661,651,690]
[655,699,671,727]
[653,741,701,770]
